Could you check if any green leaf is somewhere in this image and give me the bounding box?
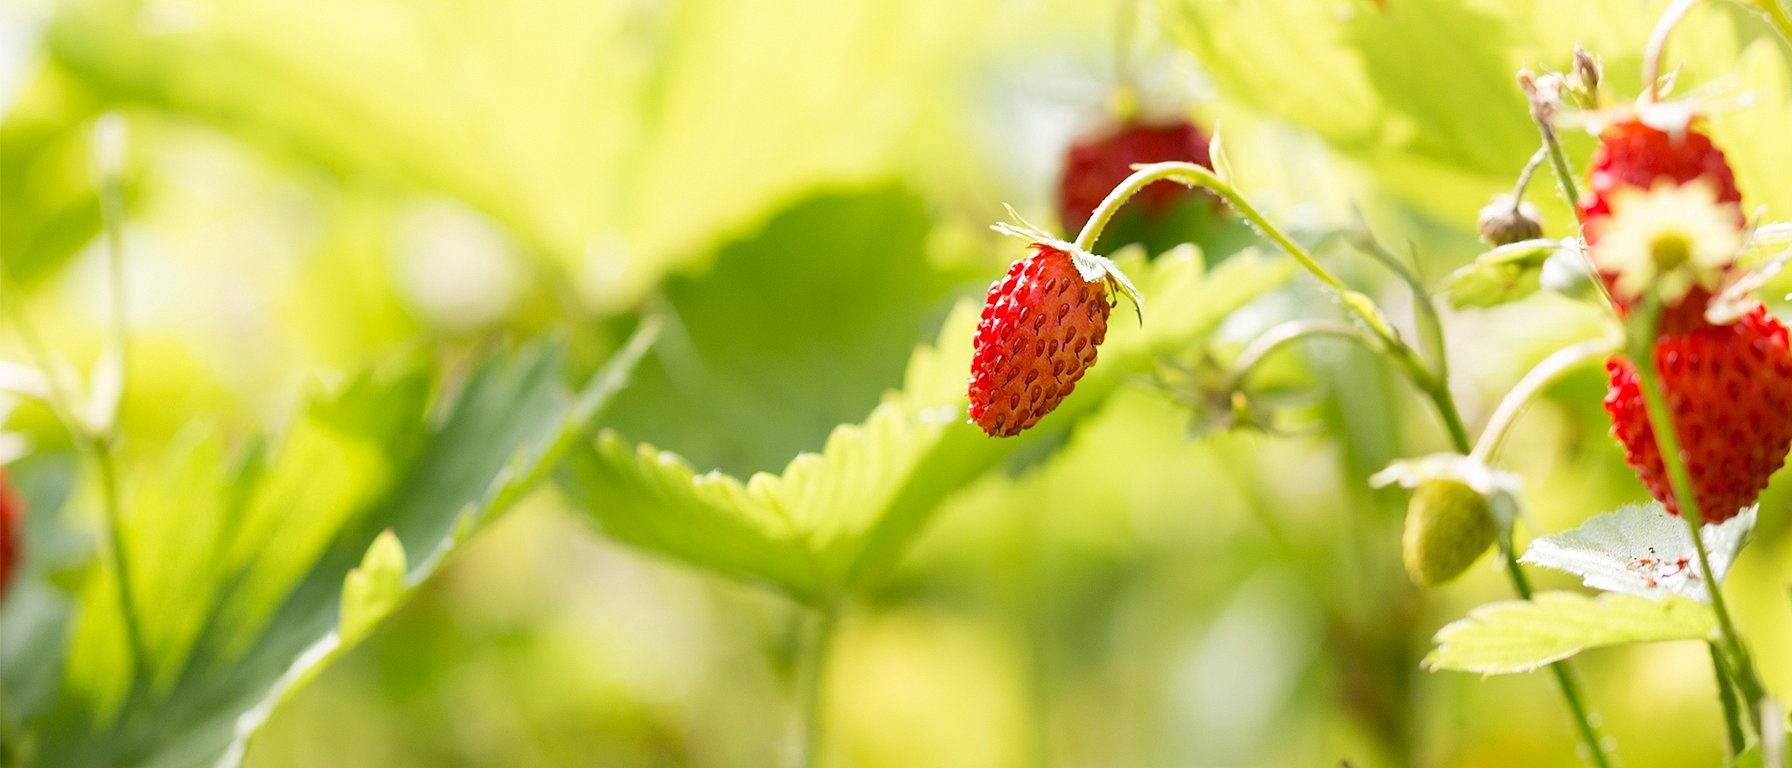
[1519,502,1754,602]
[338,531,406,645]
[12,325,656,768]
[604,186,957,477]
[1423,591,1717,674]
[563,247,1294,605]
[1440,238,1563,309]
[23,0,1005,303]
[1160,0,1534,222]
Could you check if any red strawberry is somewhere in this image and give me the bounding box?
[968,243,1112,437]
[1058,119,1212,236]
[0,469,22,602]
[1579,118,1744,335]
[1604,302,1792,523]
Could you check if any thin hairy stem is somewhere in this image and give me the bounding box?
[1712,642,1749,759]
[1625,297,1769,731]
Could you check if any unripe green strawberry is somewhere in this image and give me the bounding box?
[0,469,21,603]
[968,243,1111,437]
[1604,302,1792,523]
[1402,479,1496,587]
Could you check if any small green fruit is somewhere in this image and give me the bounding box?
[1402,480,1497,587]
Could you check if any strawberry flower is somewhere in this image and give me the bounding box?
[1585,178,1742,306]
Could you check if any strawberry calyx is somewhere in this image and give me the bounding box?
[991,204,1145,323]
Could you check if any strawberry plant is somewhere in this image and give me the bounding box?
[7,0,1792,766]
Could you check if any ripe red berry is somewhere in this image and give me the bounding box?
[1058,120,1212,236]
[0,469,22,602]
[1579,118,1744,334]
[1604,303,1792,523]
[968,243,1112,437]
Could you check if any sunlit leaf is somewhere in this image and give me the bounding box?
[1423,591,1717,674]
[1519,502,1754,603]
[563,246,1294,605]
[604,186,958,477]
[338,531,406,645]
[23,0,1004,305]
[10,326,655,768]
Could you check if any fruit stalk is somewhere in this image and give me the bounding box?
[93,118,152,696]
[1087,162,1610,766]
[1470,337,1620,462]
[1756,0,1792,47]
[1624,296,1769,730]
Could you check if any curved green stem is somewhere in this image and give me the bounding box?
[1074,162,1349,294]
[1082,162,1466,446]
[1083,162,1609,766]
[1471,337,1620,462]
[1224,320,1369,392]
[1625,297,1769,730]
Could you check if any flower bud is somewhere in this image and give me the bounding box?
[1571,45,1602,100]
[1477,194,1544,246]
[1402,480,1496,587]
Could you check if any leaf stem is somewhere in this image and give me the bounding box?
[1624,296,1769,730]
[800,599,842,768]
[91,117,151,693]
[1712,641,1749,759]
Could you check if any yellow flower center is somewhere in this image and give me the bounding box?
[1650,231,1693,273]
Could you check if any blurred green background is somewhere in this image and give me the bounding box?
[6,0,1792,765]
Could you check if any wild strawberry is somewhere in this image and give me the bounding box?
[1604,302,1792,523]
[970,211,1143,438]
[1579,117,1744,334]
[1402,479,1495,587]
[968,244,1110,437]
[0,469,22,602]
[1057,119,1212,236]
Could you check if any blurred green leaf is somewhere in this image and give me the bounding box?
[24,0,1000,304]
[1423,591,1717,674]
[563,247,1294,605]
[604,186,957,477]
[1710,38,1792,223]
[1160,0,1535,222]
[339,531,406,645]
[11,327,655,768]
